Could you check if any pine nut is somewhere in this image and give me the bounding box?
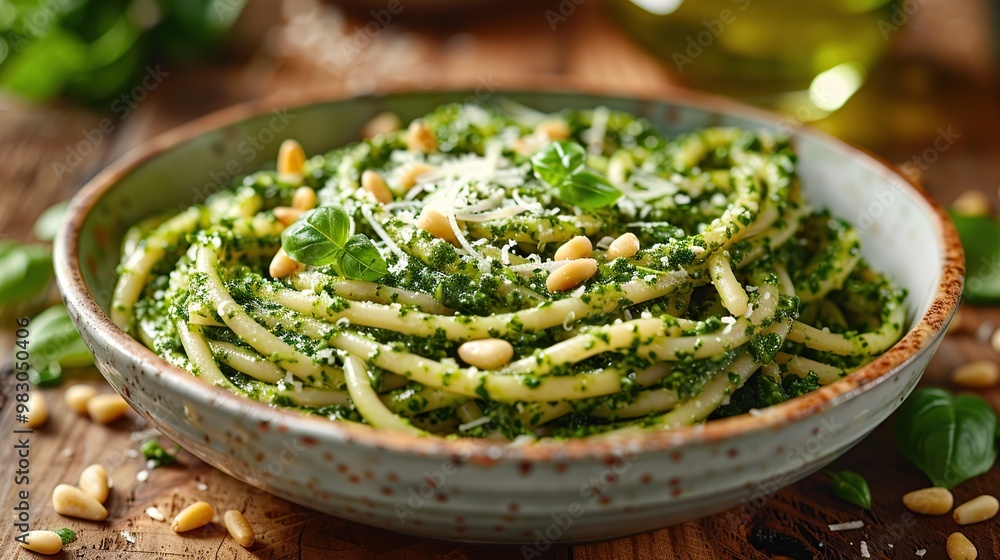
[291,187,317,211]
[18,531,62,555]
[951,360,1000,389]
[606,232,641,260]
[361,170,393,204]
[52,483,108,521]
[269,249,300,279]
[534,118,571,141]
[361,111,401,138]
[991,327,1000,354]
[79,464,109,504]
[277,139,306,176]
[416,208,458,246]
[902,487,954,515]
[953,495,999,525]
[25,392,48,428]
[546,258,598,292]
[458,339,515,370]
[273,206,304,226]
[406,120,437,153]
[86,393,130,424]
[172,501,215,533]
[398,163,435,191]
[223,509,255,547]
[952,190,991,217]
[947,532,977,560]
[554,236,593,261]
[65,384,97,414]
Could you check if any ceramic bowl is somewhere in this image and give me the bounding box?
[55,87,963,543]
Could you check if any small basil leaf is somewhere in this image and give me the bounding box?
[33,201,69,241]
[339,234,389,282]
[53,528,76,545]
[951,213,1000,304]
[26,305,93,385]
[141,438,179,468]
[825,469,872,510]
[893,388,998,489]
[280,205,388,282]
[281,206,351,266]
[0,241,52,305]
[531,140,587,187]
[559,170,623,211]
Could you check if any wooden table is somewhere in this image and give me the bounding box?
[2,1,999,558]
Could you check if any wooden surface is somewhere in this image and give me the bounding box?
[2,0,1000,558]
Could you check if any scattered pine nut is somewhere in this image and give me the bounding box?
[269,249,300,279]
[457,339,515,370]
[953,495,999,526]
[397,163,435,192]
[224,510,255,548]
[416,208,459,246]
[86,393,130,424]
[952,190,991,217]
[18,531,63,555]
[291,187,317,211]
[902,487,954,515]
[951,360,1000,389]
[65,384,97,414]
[172,501,215,533]
[991,328,1000,354]
[546,258,598,292]
[361,111,401,138]
[361,170,393,204]
[25,392,48,428]
[273,206,304,226]
[947,532,977,560]
[277,139,306,176]
[406,120,436,153]
[534,118,571,141]
[554,236,593,261]
[606,232,641,260]
[79,464,109,504]
[52,484,108,521]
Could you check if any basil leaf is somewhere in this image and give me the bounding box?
[280,206,388,282]
[33,201,69,242]
[559,171,623,211]
[281,206,351,266]
[893,388,998,489]
[531,140,586,187]
[0,241,52,305]
[951,213,1000,304]
[824,469,872,510]
[26,304,93,386]
[339,234,390,282]
[53,528,76,545]
[531,141,621,210]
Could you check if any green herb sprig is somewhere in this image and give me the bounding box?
[26,304,93,386]
[141,438,180,468]
[823,469,872,510]
[531,141,621,211]
[280,206,388,282]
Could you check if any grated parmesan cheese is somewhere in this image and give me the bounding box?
[827,520,864,531]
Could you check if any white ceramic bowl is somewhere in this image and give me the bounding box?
[55,87,963,543]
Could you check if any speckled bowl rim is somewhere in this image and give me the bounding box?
[55,82,965,462]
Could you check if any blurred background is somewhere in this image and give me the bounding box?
[0,0,997,244]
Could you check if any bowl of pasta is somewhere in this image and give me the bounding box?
[55,86,963,543]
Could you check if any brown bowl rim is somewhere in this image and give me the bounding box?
[55,82,965,462]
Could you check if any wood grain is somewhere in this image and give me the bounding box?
[2,0,999,558]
